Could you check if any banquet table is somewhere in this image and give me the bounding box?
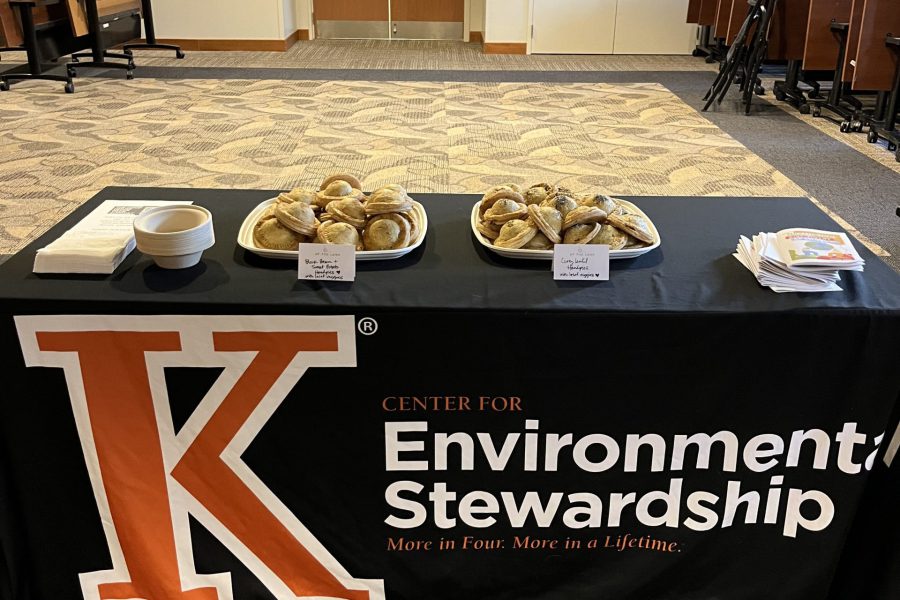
[0,187,898,600]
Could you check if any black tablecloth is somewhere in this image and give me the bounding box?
[1,187,897,313]
[0,188,898,600]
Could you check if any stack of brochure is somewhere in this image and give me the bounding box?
[33,200,192,274]
[734,228,865,293]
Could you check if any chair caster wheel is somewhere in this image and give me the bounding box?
[774,90,786,101]
[0,82,8,92]
[799,103,811,115]
[812,106,821,117]
[754,85,765,96]
[839,121,849,133]
[705,55,716,64]
[889,142,897,152]
[851,120,863,132]
[126,71,134,80]
[868,130,878,144]
[64,82,75,94]
[176,51,186,59]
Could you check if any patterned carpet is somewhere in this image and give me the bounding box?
[0,42,720,72]
[0,77,803,256]
[116,40,720,72]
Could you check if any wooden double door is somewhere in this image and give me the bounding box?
[314,0,464,40]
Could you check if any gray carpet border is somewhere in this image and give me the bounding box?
[43,66,900,271]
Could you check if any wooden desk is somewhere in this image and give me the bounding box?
[803,0,852,70]
[0,0,62,47]
[768,0,811,60]
[698,0,718,26]
[726,0,748,43]
[852,0,900,90]
[713,0,734,39]
[842,0,864,82]
[687,0,702,22]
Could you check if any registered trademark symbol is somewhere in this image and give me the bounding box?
[357,317,378,335]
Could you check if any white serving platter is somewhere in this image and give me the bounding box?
[238,198,428,261]
[471,199,661,261]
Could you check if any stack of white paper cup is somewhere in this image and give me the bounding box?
[133,205,215,269]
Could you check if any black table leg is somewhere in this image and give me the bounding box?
[867,37,900,161]
[1,3,75,93]
[67,0,136,80]
[122,0,185,59]
[813,23,864,132]
[773,59,812,114]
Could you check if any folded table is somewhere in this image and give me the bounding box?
[0,187,897,600]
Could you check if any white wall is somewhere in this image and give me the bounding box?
[154,0,283,39]
[470,0,485,32]
[484,0,529,42]
[296,0,312,30]
[613,0,696,54]
[282,0,297,37]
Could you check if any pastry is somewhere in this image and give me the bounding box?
[283,188,317,204]
[527,204,563,244]
[320,173,363,192]
[540,193,579,219]
[365,186,414,215]
[522,232,553,250]
[523,183,558,205]
[606,212,655,244]
[563,206,607,230]
[325,198,367,229]
[476,220,502,240]
[317,221,364,250]
[484,198,528,224]
[590,224,630,250]
[494,219,538,249]
[480,188,525,217]
[275,200,320,236]
[579,194,618,214]
[254,217,306,250]
[400,209,420,244]
[364,213,411,250]
[315,175,365,209]
[563,223,602,245]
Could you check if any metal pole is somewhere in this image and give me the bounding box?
[142,0,157,44]
[17,3,42,75]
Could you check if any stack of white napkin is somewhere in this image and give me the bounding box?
[34,234,135,274]
[32,200,192,275]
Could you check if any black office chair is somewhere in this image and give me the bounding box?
[122,0,184,59]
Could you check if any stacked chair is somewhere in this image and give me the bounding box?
[692,0,900,163]
[702,0,778,115]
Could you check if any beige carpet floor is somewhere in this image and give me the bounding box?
[0,77,805,256]
[113,40,720,72]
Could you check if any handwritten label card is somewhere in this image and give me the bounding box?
[553,244,610,281]
[298,244,356,282]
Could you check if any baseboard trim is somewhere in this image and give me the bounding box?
[285,29,301,49]
[152,34,306,52]
[483,42,526,55]
[469,31,483,44]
